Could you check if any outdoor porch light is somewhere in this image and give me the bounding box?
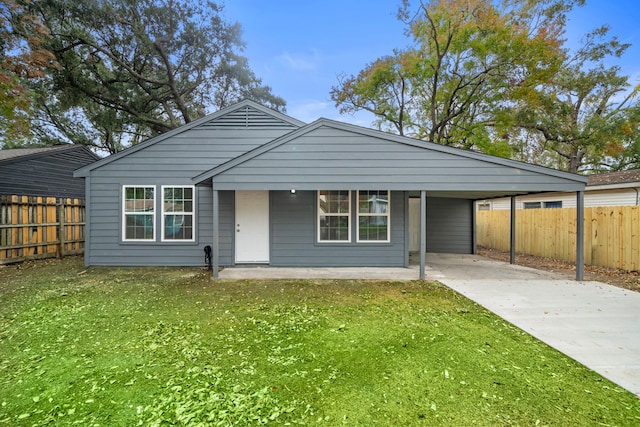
[290,189,296,194]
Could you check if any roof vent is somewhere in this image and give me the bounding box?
[196,106,297,130]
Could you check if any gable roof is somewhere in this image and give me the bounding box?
[588,169,640,187]
[0,145,99,165]
[74,100,304,177]
[192,117,587,193]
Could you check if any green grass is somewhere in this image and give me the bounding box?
[1,257,638,426]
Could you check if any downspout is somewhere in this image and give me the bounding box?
[634,187,640,205]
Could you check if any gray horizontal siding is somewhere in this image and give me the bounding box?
[0,148,96,198]
[269,190,406,267]
[212,126,585,192]
[85,185,233,267]
[426,197,473,254]
[83,123,294,266]
[91,129,291,180]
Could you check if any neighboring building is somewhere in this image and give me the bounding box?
[74,100,587,278]
[0,145,100,198]
[476,169,640,210]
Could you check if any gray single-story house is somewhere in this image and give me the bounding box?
[74,100,588,279]
[0,145,100,198]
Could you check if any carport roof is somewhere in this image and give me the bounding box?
[193,118,587,199]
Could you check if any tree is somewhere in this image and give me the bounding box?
[511,26,639,173]
[0,0,57,144]
[331,0,576,157]
[7,0,284,153]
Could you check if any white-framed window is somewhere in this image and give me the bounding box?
[161,185,195,241]
[523,202,541,209]
[357,190,390,242]
[318,190,351,242]
[123,186,155,241]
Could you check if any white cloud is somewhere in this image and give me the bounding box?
[277,50,320,71]
[289,100,330,122]
[289,99,377,128]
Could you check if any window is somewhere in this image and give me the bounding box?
[162,186,195,241]
[318,190,350,242]
[523,202,541,209]
[123,186,155,241]
[544,201,562,209]
[357,190,390,242]
[477,203,490,211]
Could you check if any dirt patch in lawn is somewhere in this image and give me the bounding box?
[477,247,640,293]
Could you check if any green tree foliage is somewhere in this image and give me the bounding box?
[510,26,639,173]
[0,0,57,143]
[331,0,640,172]
[6,0,284,153]
[601,102,640,171]
[332,0,576,157]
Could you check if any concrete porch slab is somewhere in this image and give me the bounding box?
[217,266,421,280]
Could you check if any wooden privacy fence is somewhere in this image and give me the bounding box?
[476,206,640,272]
[0,195,85,264]
[476,206,640,271]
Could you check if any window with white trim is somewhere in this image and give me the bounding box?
[162,186,195,241]
[523,202,541,209]
[123,186,155,241]
[318,190,350,242]
[357,190,390,242]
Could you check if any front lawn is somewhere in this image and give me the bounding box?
[1,258,638,426]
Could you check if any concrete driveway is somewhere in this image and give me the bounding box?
[217,254,640,396]
[426,253,640,397]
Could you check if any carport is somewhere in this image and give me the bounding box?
[194,118,588,280]
[412,188,588,281]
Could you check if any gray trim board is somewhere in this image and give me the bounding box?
[212,189,219,277]
[510,196,516,264]
[404,192,410,267]
[420,190,426,280]
[84,176,91,267]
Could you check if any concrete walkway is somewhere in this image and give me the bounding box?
[217,255,640,396]
[426,253,640,397]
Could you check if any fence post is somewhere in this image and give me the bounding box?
[576,191,584,281]
[58,201,66,257]
[510,196,516,264]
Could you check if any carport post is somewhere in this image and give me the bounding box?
[212,188,219,278]
[576,191,584,281]
[420,190,426,280]
[510,196,516,264]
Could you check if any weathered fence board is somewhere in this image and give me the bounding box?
[0,195,85,264]
[476,206,640,272]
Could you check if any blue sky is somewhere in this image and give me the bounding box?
[222,0,640,126]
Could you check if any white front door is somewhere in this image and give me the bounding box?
[235,190,269,263]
